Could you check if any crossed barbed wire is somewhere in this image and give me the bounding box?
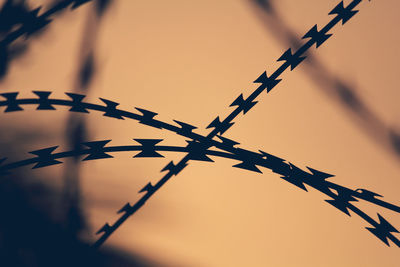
[1,0,399,249]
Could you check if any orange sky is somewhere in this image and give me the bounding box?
[1,0,400,266]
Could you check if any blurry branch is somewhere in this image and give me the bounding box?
[0,0,97,81]
[248,0,400,161]
[62,0,113,239]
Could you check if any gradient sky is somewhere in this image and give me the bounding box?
[1,0,400,266]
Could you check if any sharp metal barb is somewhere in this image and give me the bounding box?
[33,91,56,110]
[173,120,198,135]
[302,25,332,48]
[0,92,23,112]
[253,71,281,93]
[329,1,360,25]
[230,94,258,114]
[206,116,235,135]
[29,146,62,169]
[100,98,124,119]
[365,213,399,246]
[133,139,164,158]
[65,93,90,113]
[277,48,306,71]
[82,140,113,161]
[348,206,400,247]
[186,140,214,162]
[135,107,162,129]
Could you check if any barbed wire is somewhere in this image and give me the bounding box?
[1,0,398,249]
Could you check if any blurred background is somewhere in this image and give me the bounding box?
[0,0,399,266]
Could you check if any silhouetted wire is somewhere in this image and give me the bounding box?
[0,0,96,81]
[249,0,400,160]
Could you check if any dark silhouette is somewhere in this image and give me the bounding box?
[0,0,398,257]
[0,0,96,81]
[0,129,161,266]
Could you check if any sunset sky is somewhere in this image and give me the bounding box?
[1,0,399,266]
